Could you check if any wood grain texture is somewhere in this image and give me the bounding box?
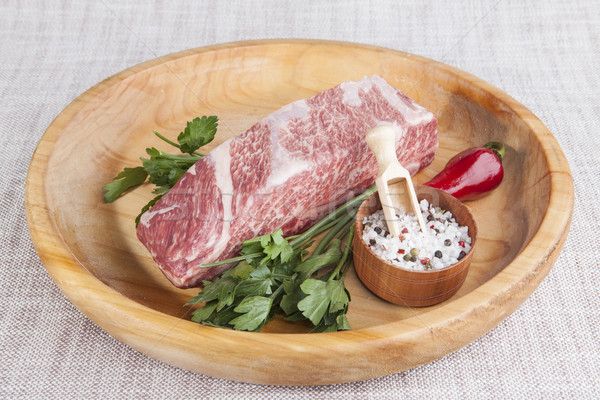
[25,39,573,385]
[353,185,478,307]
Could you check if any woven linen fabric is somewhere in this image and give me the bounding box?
[1,0,599,398]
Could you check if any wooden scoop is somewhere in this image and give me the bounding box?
[365,125,427,236]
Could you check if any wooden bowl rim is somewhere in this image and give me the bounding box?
[24,39,574,384]
[354,186,478,276]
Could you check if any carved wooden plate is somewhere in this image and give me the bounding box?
[25,40,573,385]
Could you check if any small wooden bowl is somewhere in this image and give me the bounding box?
[353,185,478,307]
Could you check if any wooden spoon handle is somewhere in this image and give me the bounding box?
[365,125,401,178]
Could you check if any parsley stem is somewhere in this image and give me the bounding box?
[269,276,290,300]
[153,131,205,157]
[197,253,262,268]
[289,184,377,249]
[147,151,202,162]
[312,211,355,256]
[328,223,355,282]
[336,212,355,240]
[289,218,339,251]
[153,130,180,149]
[340,258,353,280]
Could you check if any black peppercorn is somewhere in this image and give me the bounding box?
[434,250,443,258]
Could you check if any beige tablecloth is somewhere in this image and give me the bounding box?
[2,1,598,398]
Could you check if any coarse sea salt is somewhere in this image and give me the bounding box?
[362,199,471,271]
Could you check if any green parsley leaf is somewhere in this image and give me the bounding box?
[187,275,237,311]
[241,236,267,257]
[280,278,306,316]
[230,261,255,280]
[297,279,349,326]
[207,305,240,327]
[241,229,295,265]
[271,260,297,280]
[294,240,342,281]
[336,313,351,330]
[248,264,275,294]
[191,300,217,322]
[263,229,294,263]
[284,311,308,322]
[140,147,199,190]
[326,280,350,314]
[230,296,272,332]
[102,167,148,203]
[235,278,272,297]
[177,116,218,155]
[310,311,350,333]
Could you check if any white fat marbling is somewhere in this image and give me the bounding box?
[341,76,434,125]
[266,101,308,132]
[340,80,363,107]
[266,155,311,188]
[186,139,234,261]
[139,205,178,228]
[264,111,312,188]
[370,75,434,124]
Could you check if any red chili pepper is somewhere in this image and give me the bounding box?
[424,142,505,201]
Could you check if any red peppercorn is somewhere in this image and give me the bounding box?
[459,240,465,248]
[401,227,409,234]
[397,249,405,254]
[430,224,434,229]
[420,257,431,265]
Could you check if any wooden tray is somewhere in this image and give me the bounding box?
[25,39,573,386]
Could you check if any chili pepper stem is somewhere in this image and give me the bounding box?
[484,142,505,162]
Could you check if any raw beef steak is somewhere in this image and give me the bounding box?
[137,75,438,288]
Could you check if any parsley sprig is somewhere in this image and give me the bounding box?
[187,184,377,332]
[102,116,218,224]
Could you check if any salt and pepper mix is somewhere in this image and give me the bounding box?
[362,199,471,271]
